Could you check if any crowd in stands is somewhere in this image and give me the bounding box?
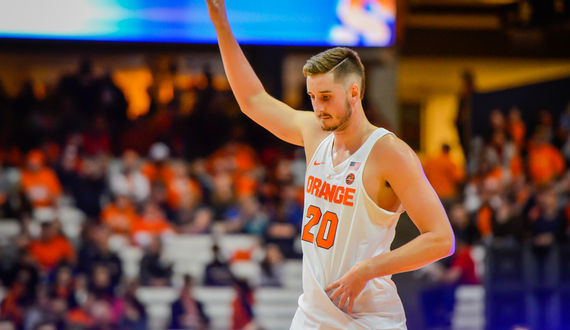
[1,58,570,330]
[0,61,304,330]
[420,103,570,329]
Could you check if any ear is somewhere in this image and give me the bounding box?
[350,83,360,102]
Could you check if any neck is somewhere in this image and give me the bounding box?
[332,104,376,153]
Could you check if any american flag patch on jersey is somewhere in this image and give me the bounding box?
[349,161,361,171]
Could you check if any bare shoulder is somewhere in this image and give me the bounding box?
[369,133,422,179]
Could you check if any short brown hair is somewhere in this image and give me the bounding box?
[302,47,365,99]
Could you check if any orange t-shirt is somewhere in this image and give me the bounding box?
[28,235,75,270]
[527,144,565,185]
[101,204,139,235]
[166,178,203,210]
[132,217,174,237]
[423,153,464,199]
[141,163,174,185]
[508,121,526,149]
[21,168,63,207]
[476,204,493,238]
[67,308,95,327]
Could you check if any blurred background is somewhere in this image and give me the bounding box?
[0,0,570,329]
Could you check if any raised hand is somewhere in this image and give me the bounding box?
[205,0,228,27]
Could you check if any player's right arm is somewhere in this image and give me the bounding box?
[205,0,313,147]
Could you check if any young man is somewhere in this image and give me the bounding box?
[205,1,455,328]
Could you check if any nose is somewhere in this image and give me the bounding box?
[313,99,325,114]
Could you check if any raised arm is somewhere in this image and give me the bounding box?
[205,0,312,146]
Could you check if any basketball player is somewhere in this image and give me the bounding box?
[205,0,455,328]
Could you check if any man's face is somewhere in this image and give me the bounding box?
[306,73,353,132]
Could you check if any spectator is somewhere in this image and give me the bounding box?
[208,140,261,199]
[117,296,147,330]
[527,129,566,186]
[277,183,304,231]
[69,156,107,219]
[560,102,570,160]
[507,106,526,151]
[484,130,517,176]
[32,322,58,330]
[527,188,566,281]
[534,108,555,145]
[132,201,175,248]
[455,70,475,157]
[170,275,210,330]
[82,116,112,156]
[420,236,479,329]
[141,142,174,187]
[77,226,122,290]
[474,182,496,243]
[178,207,214,235]
[448,203,479,246]
[139,235,172,286]
[224,196,269,235]
[491,197,524,244]
[231,279,255,330]
[0,318,16,330]
[20,150,62,209]
[89,298,115,330]
[100,195,139,236]
[264,212,300,259]
[23,285,51,330]
[166,161,203,217]
[109,150,150,204]
[1,253,39,327]
[49,264,78,309]
[28,220,76,272]
[116,279,147,330]
[487,109,507,139]
[259,243,284,287]
[423,144,465,209]
[203,244,234,286]
[66,291,96,329]
[209,170,239,222]
[88,265,115,301]
[0,161,12,218]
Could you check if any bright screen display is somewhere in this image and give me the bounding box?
[0,0,396,47]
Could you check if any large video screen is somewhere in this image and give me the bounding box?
[0,0,396,47]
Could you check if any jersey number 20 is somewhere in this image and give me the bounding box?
[301,205,338,249]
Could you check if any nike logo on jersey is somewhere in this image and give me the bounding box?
[313,161,325,166]
[306,175,355,206]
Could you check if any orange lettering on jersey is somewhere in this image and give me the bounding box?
[318,181,330,200]
[306,176,314,193]
[333,186,345,204]
[343,188,356,206]
[312,177,322,196]
[327,184,338,203]
[305,175,354,207]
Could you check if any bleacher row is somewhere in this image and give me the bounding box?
[0,206,487,330]
[0,205,304,330]
[117,233,304,330]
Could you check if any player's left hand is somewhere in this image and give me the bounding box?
[325,260,370,314]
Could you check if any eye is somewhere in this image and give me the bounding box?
[308,94,315,100]
[322,94,331,100]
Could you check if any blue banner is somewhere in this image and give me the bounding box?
[0,0,395,46]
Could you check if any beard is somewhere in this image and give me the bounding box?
[319,98,353,132]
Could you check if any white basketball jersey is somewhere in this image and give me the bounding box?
[290,128,407,330]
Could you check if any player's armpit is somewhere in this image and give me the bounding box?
[381,137,454,252]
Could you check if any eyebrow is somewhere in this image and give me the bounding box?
[308,90,333,94]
